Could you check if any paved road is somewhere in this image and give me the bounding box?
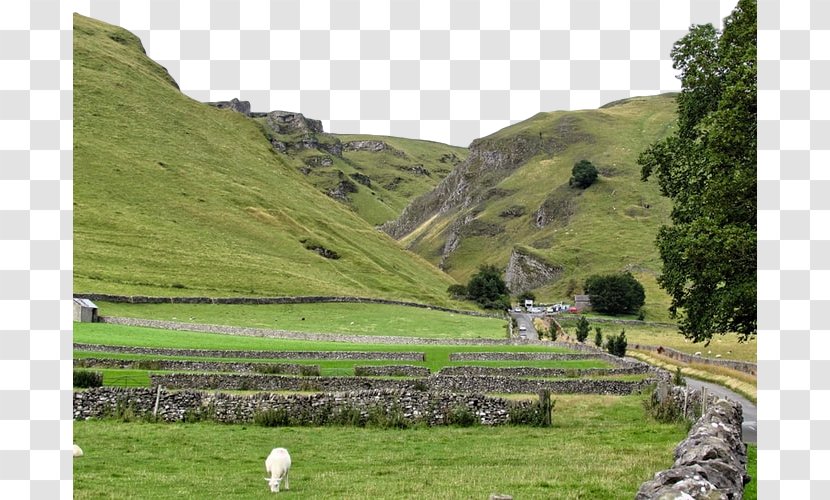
[510,312,538,340]
[684,377,757,444]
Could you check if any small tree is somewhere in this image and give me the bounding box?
[606,330,627,357]
[594,326,603,348]
[569,159,598,189]
[575,315,591,343]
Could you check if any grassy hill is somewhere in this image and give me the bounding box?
[384,95,679,321]
[73,14,462,305]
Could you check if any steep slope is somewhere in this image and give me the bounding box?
[73,14,459,305]
[383,95,679,320]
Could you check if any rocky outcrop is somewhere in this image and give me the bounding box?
[265,110,323,135]
[533,190,576,228]
[206,98,251,115]
[343,140,404,157]
[636,399,748,500]
[504,248,563,294]
[381,115,591,240]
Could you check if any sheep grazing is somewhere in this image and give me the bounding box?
[73,444,83,457]
[264,448,291,493]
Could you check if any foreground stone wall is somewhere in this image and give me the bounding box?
[636,398,748,499]
[74,343,424,361]
[149,373,654,395]
[73,387,526,426]
[74,358,320,376]
[448,351,632,367]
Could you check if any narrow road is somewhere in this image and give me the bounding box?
[684,377,757,444]
[510,312,538,340]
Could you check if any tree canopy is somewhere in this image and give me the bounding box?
[465,265,511,310]
[585,272,646,315]
[638,0,756,343]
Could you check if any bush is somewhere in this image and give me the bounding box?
[575,316,591,343]
[584,272,646,315]
[673,367,686,386]
[569,159,598,188]
[509,390,555,427]
[594,326,603,348]
[254,408,293,427]
[447,284,468,299]
[605,330,628,357]
[642,385,684,424]
[447,405,478,427]
[74,370,103,388]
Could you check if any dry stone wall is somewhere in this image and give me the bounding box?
[149,373,654,395]
[74,343,424,361]
[73,387,526,426]
[354,365,431,377]
[74,358,319,376]
[437,365,650,378]
[74,293,501,318]
[636,398,748,499]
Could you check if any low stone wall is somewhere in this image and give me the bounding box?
[636,398,748,499]
[74,358,319,376]
[149,373,654,395]
[73,387,526,426]
[74,293,501,318]
[354,365,431,377]
[629,343,757,376]
[74,343,424,361]
[96,317,518,346]
[448,351,629,367]
[437,365,650,378]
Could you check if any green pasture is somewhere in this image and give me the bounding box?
[93,301,507,340]
[73,394,688,499]
[556,319,757,363]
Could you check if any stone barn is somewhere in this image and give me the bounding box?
[73,298,98,323]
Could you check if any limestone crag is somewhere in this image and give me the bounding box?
[381,115,591,240]
[504,248,564,294]
[206,98,252,115]
[266,110,323,135]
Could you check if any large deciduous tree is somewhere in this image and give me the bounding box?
[466,265,511,310]
[639,0,756,343]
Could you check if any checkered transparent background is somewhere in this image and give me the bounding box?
[0,0,816,498]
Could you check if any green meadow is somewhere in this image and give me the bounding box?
[73,395,688,500]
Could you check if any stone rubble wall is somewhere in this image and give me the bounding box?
[73,343,425,361]
[74,293,501,318]
[448,351,633,367]
[354,365,432,377]
[437,365,650,378]
[148,373,654,395]
[73,387,527,426]
[74,358,320,376]
[636,398,748,499]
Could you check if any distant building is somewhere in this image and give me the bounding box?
[73,298,98,323]
[524,299,534,308]
[574,295,592,311]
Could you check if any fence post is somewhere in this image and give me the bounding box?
[683,387,688,420]
[153,385,162,418]
[701,387,707,416]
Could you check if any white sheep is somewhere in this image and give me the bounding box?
[264,447,291,493]
[73,444,83,457]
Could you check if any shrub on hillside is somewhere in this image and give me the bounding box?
[594,326,603,348]
[569,159,598,189]
[447,284,468,299]
[575,316,591,343]
[584,272,646,315]
[74,370,103,388]
[605,329,628,357]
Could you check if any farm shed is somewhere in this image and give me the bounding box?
[73,298,99,323]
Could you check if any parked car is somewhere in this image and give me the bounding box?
[513,307,523,312]
[519,325,527,332]
[568,306,578,313]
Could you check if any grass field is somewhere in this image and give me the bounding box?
[92,301,507,340]
[74,14,460,305]
[556,319,756,363]
[73,394,688,499]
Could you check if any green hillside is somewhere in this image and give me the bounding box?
[386,95,679,321]
[73,14,460,305]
